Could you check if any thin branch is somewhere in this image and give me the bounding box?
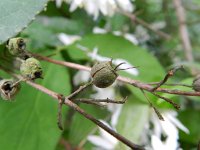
[73,96,127,104]
[72,99,106,107]
[32,53,200,97]
[31,52,91,72]
[151,92,180,110]
[151,66,184,91]
[1,68,144,150]
[140,89,164,121]
[173,0,194,62]
[147,82,193,88]
[67,81,93,99]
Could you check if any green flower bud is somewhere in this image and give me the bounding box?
[91,61,118,88]
[20,57,43,80]
[6,37,26,55]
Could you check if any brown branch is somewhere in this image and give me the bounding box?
[173,0,194,62]
[151,66,184,91]
[119,11,171,40]
[2,70,144,150]
[59,138,72,150]
[32,53,200,97]
[140,89,164,121]
[73,97,127,104]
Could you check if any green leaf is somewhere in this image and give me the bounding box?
[178,109,200,145]
[67,34,165,81]
[0,54,71,150]
[66,104,108,146]
[66,34,165,104]
[0,0,48,44]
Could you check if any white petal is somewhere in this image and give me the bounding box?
[93,27,107,34]
[98,0,109,15]
[111,105,122,127]
[84,0,99,19]
[124,33,139,45]
[165,112,190,134]
[160,115,178,138]
[58,33,81,45]
[113,31,122,36]
[99,120,118,145]
[115,0,134,12]
[151,135,166,150]
[55,0,63,7]
[91,86,115,99]
[88,135,115,149]
[87,48,110,61]
[69,0,84,12]
[105,0,117,16]
[73,70,90,86]
[151,113,162,138]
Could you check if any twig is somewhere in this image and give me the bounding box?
[151,92,180,110]
[32,53,200,97]
[72,99,106,107]
[151,66,184,91]
[31,52,90,72]
[140,89,164,121]
[67,81,93,99]
[74,96,127,104]
[0,68,144,150]
[59,138,72,150]
[147,82,193,88]
[173,0,194,62]
[119,10,171,40]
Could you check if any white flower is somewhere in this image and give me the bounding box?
[135,25,150,43]
[73,70,90,86]
[58,33,81,45]
[60,0,134,19]
[88,83,123,149]
[93,27,139,45]
[151,111,189,150]
[115,0,134,12]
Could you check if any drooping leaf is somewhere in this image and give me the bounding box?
[0,0,48,44]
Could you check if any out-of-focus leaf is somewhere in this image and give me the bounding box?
[66,104,109,146]
[0,54,71,150]
[21,20,61,49]
[116,97,149,150]
[36,17,85,34]
[178,109,200,145]
[0,0,48,44]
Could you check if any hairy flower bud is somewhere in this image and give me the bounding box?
[91,61,118,88]
[20,57,43,80]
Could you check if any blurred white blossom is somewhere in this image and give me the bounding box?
[88,85,122,149]
[135,25,150,43]
[76,45,139,76]
[58,33,81,45]
[73,70,90,86]
[56,0,134,19]
[93,26,139,45]
[151,111,189,150]
[88,120,118,150]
